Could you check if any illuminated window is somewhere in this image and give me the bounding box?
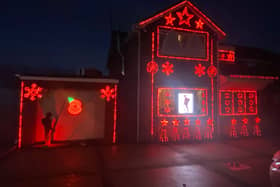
[158,88,208,117]
[157,26,209,61]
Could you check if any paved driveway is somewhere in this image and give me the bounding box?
[0,137,279,187]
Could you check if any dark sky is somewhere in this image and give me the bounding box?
[0,0,279,73]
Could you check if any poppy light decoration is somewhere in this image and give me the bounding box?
[67,97,82,115]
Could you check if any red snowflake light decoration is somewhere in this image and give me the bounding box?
[194,64,206,77]
[24,83,43,101]
[207,65,217,78]
[162,61,174,76]
[100,85,115,102]
[146,61,159,74]
[164,13,176,26]
[176,7,194,27]
[195,18,204,29]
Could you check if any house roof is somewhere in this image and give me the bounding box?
[16,75,119,84]
[137,0,226,38]
[219,75,276,90]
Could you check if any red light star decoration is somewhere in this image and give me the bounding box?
[100,85,115,102]
[207,118,213,126]
[231,118,237,125]
[161,119,169,127]
[255,117,261,124]
[207,65,217,78]
[146,61,159,74]
[176,7,194,27]
[195,18,204,29]
[194,64,206,77]
[162,61,174,76]
[242,118,248,125]
[195,118,201,126]
[172,119,179,127]
[184,118,190,126]
[164,13,176,26]
[24,83,43,101]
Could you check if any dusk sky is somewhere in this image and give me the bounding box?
[0,0,279,73]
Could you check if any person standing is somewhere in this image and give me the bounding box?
[41,112,54,146]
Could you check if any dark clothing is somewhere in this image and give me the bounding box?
[42,117,52,131]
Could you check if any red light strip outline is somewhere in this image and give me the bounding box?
[157,87,208,117]
[18,81,24,148]
[112,84,118,143]
[218,50,235,62]
[244,92,246,116]
[186,1,226,37]
[219,90,258,116]
[210,39,214,122]
[157,26,209,61]
[138,0,187,27]
[151,32,155,136]
[230,75,279,80]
